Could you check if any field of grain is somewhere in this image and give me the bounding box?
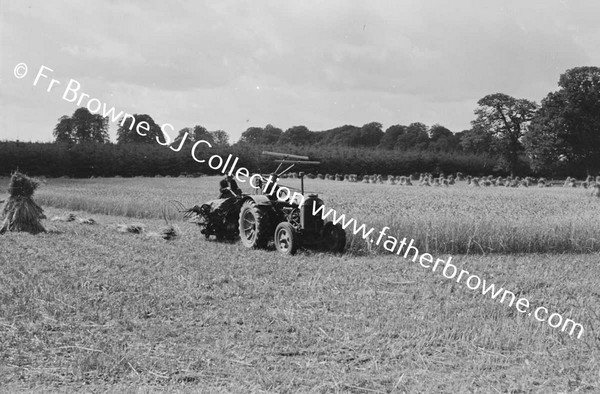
[21,175,600,254]
[1,177,599,392]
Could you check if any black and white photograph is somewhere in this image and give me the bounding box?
[1,0,599,392]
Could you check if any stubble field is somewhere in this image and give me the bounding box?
[1,176,599,393]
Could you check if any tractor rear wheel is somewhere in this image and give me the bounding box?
[323,222,346,254]
[274,222,299,255]
[239,200,270,249]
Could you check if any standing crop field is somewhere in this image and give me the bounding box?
[23,176,600,255]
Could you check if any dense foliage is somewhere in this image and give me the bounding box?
[524,66,600,175]
[471,93,538,175]
[0,141,502,178]
[53,107,109,144]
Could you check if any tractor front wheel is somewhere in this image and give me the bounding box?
[274,222,299,255]
[239,200,270,249]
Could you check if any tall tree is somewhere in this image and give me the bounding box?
[358,122,384,147]
[522,92,570,174]
[172,128,191,147]
[53,108,109,144]
[278,125,313,145]
[471,93,537,175]
[170,125,215,151]
[53,116,74,144]
[428,124,452,140]
[428,124,457,152]
[325,125,361,147]
[116,114,163,144]
[239,127,263,144]
[211,130,230,146]
[524,66,600,175]
[239,124,282,144]
[189,125,214,144]
[396,122,429,150]
[459,128,494,154]
[378,124,406,149]
[263,124,284,144]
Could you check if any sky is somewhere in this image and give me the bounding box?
[1,0,599,143]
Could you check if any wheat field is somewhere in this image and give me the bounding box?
[23,176,600,255]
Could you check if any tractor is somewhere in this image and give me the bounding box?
[183,151,346,255]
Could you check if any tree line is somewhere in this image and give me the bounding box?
[236,67,600,176]
[3,66,598,178]
[0,141,497,178]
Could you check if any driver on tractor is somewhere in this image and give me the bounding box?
[219,175,242,199]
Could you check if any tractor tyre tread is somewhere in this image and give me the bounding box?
[239,200,270,249]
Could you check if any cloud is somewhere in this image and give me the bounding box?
[1,0,599,142]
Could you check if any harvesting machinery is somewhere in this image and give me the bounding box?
[183,151,346,255]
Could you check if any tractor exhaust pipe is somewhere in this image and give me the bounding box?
[299,172,305,195]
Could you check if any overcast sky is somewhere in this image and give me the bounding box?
[1,0,599,143]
